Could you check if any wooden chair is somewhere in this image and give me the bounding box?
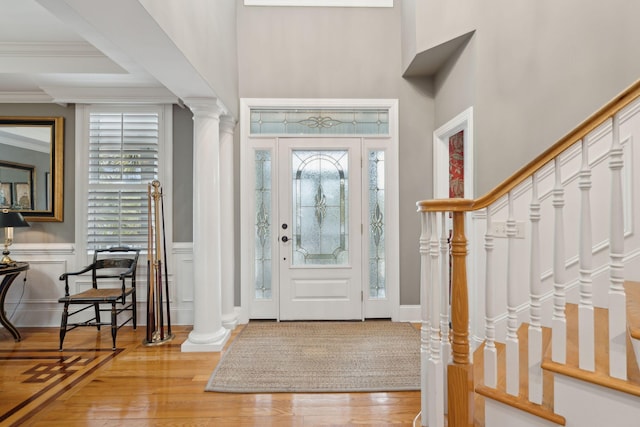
[58,247,140,350]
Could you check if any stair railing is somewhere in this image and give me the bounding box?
[417,79,640,427]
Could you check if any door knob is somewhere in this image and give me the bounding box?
[281,236,291,243]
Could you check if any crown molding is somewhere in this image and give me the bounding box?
[40,86,179,104]
[0,86,178,105]
[0,91,54,103]
[0,41,125,74]
[0,41,104,57]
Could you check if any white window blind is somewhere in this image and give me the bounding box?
[87,112,159,250]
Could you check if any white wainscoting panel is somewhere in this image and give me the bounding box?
[172,242,194,325]
[1,243,197,331]
[5,244,74,327]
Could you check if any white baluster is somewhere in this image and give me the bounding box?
[419,211,431,426]
[506,192,520,396]
[428,212,444,427]
[484,207,498,389]
[609,114,627,380]
[552,158,567,364]
[528,174,543,404]
[579,138,595,372]
[439,213,451,413]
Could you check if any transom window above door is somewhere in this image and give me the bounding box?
[244,1,393,8]
[249,108,389,136]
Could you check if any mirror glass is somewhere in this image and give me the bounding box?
[0,117,64,221]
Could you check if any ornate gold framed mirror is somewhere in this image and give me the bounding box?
[0,117,64,221]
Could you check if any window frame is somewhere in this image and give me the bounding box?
[244,0,393,7]
[75,104,173,262]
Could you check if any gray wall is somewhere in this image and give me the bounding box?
[398,77,434,305]
[236,4,431,305]
[172,105,195,242]
[408,0,640,195]
[433,36,475,133]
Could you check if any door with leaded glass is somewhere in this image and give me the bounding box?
[277,138,362,320]
[244,100,398,322]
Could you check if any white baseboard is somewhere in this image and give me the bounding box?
[395,305,421,322]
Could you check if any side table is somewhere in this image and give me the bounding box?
[0,262,29,341]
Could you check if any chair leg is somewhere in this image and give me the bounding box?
[110,303,117,351]
[132,289,137,330]
[59,303,69,351]
[94,303,101,330]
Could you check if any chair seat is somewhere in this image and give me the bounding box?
[58,287,134,303]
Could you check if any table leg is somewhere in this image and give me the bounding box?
[0,273,22,341]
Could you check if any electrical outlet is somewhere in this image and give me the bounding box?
[489,221,525,239]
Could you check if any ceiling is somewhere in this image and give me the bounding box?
[0,0,180,104]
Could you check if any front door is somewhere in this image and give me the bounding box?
[278,138,362,320]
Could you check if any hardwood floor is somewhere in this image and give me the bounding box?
[0,325,421,426]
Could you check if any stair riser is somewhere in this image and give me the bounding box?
[632,335,640,369]
[554,375,640,427]
[484,400,561,427]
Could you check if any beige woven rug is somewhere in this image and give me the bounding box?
[205,320,420,393]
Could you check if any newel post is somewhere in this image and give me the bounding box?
[448,211,474,427]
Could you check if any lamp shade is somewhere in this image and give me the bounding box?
[0,210,30,228]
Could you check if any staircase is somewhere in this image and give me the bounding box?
[416,80,640,427]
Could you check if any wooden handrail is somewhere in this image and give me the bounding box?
[417,78,640,213]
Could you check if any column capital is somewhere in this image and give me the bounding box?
[220,115,237,136]
[184,97,228,119]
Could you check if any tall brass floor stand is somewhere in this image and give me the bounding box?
[143,180,174,346]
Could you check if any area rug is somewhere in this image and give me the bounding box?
[205,320,420,393]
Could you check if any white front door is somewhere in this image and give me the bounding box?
[278,138,362,320]
[241,98,399,323]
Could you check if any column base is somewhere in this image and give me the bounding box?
[221,311,239,330]
[181,327,231,352]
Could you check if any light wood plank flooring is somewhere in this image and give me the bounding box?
[0,325,421,426]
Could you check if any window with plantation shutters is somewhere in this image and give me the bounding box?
[87,112,159,250]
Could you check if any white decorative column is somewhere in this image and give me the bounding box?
[181,98,230,352]
[220,115,238,329]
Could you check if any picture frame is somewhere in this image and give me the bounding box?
[14,182,32,210]
[45,172,50,210]
[0,117,64,221]
[0,182,11,208]
[0,160,35,211]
